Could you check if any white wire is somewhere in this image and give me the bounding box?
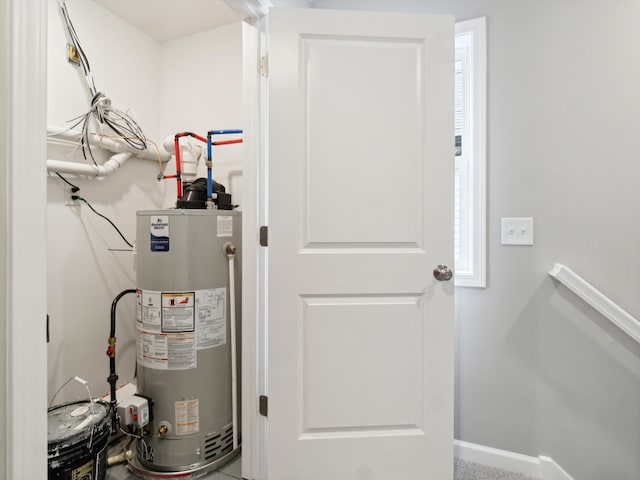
[56,0,148,163]
[48,376,97,449]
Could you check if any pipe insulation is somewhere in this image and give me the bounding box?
[47,152,132,177]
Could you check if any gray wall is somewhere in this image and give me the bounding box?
[314,1,640,478]
[0,0,8,474]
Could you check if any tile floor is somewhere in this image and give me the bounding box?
[107,454,541,480]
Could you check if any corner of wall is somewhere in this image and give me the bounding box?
[454,440,574,480]
[540,456,574,480]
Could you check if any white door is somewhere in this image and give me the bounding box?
[266,8,454,479]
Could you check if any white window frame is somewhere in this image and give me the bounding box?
[454,17,486,288]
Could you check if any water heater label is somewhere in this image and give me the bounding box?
[140,291,162,332]
[150,216,170,252]
[161,292,195,333]
[167,333,196,370]
[139,330,169,370]
[196,288,227,349]
[137,329,197,370]
[175,399,199,435]
[217,215,233,237]
[136,290,142,323]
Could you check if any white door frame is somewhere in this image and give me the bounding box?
[1,0,49,478]
[240,13,269,480]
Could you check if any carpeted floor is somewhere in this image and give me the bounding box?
[107,455,541,480]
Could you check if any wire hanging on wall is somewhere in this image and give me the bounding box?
[57,0,148,166]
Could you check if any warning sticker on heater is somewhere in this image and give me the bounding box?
[167,333,196,369]
[162,292,195,332]
[138,330,196,370]
[140,331,169,369]
[136,290,142,323]
[217,215,233,237]
[195,288,227,349]
[136,325,144,365]
[141,291,162,332]
[175,399,200,435]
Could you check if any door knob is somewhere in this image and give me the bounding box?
[433,265,453,281]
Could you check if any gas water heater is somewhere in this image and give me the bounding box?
[133,209,241,474]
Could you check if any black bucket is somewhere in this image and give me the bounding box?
[48,400,111,480]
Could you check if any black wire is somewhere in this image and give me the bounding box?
[75,196,134,249]
[56,173,80,192]
[58,0,148,163]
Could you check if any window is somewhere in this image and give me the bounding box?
[455,17,486,288]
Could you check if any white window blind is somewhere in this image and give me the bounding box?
[454,18,486,288]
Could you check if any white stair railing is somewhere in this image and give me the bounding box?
[549,263,640,344]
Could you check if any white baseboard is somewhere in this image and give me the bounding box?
[540,456,574,480]
[454,440,574,480]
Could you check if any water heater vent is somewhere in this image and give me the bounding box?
[204,424,234,460]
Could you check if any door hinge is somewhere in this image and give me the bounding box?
[260,55,269,77]
[259,226,268,247]
[259,395,268,417]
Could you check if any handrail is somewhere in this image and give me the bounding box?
[549,263,640,344]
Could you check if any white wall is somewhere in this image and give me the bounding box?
[159,22,244,207]
[0,1,9,472]
[312,1,640,478]
[46,0,243,402]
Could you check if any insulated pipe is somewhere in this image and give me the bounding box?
[47,126,170,162]
[173,132,207,201]
[206,130,243,200]
[107,289,137,435]
[47,152,132,177]
[225,242,239,451]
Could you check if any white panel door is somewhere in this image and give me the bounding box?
[267,8,454,480]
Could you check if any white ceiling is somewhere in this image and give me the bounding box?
[94,0,242,43]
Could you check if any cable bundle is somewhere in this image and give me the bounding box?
[58,0,148,165]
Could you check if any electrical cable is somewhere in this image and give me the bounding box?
[56,172,80,192]
[73,195,134,249]
[57,0,148,166]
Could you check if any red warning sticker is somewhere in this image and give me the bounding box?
[161,292,195,333]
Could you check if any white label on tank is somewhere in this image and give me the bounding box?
[161,292,195,333]
[140,331,169,369]
[136,290,142,323]
[167,333,196,370]
[195,288,227,349]
[136,325,144,366]
[175,399,200,435]
[141,291,162,332]
[139,330,197,370]
[217,215,233,237]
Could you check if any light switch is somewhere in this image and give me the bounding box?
[501,217,534,245]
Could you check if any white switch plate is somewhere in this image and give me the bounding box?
[501,217,534,245]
